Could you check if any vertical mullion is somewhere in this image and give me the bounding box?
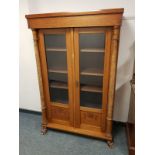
[66,28,74,126]
[73,28,81,128]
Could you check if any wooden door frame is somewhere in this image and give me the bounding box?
[73,27,112,130]
[38,28,74,126]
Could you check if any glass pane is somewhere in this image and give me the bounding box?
[50,88,68,104]
[44,34,68,104]
[79,33,105,109]
[45,34,66,48]
[80,33,105,49]
[80,92,102,109]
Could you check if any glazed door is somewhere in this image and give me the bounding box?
[74,27,112,131]
[38,29,74,126]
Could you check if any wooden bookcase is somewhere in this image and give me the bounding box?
[26,8,124,147]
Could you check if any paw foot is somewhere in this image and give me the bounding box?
[41,127,47,135]
[107,140,113,148]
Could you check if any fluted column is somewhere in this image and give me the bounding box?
[106,26,120,138]
[32,30,47,129]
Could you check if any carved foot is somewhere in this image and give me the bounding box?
[41,127,47,135]
[107,140,113,148]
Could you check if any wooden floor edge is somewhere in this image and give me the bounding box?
[126,123,135,155]
[47,122,112,141]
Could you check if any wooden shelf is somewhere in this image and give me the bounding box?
[52,99,68,104]
[46,48,66,52]
[50,81,68,89]
[50,81,102,93]
[80,68,103,76]
[48,68,67,74]
[48,68,103,76]
[81,85,102,93]
[80,48,104,53]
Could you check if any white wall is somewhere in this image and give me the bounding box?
[19,0,41,111]
[19,0,135,122]
[27,0,134,17]
[114,19,135,122]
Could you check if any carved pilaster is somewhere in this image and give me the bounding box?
[32,30,47,130]
[106,26,120,138]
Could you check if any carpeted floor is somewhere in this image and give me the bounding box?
[19,112,128,155]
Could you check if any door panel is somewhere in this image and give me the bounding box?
[74,27,112,131]
[38,29,74,126]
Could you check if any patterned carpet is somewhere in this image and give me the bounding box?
[19,112,128,155]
